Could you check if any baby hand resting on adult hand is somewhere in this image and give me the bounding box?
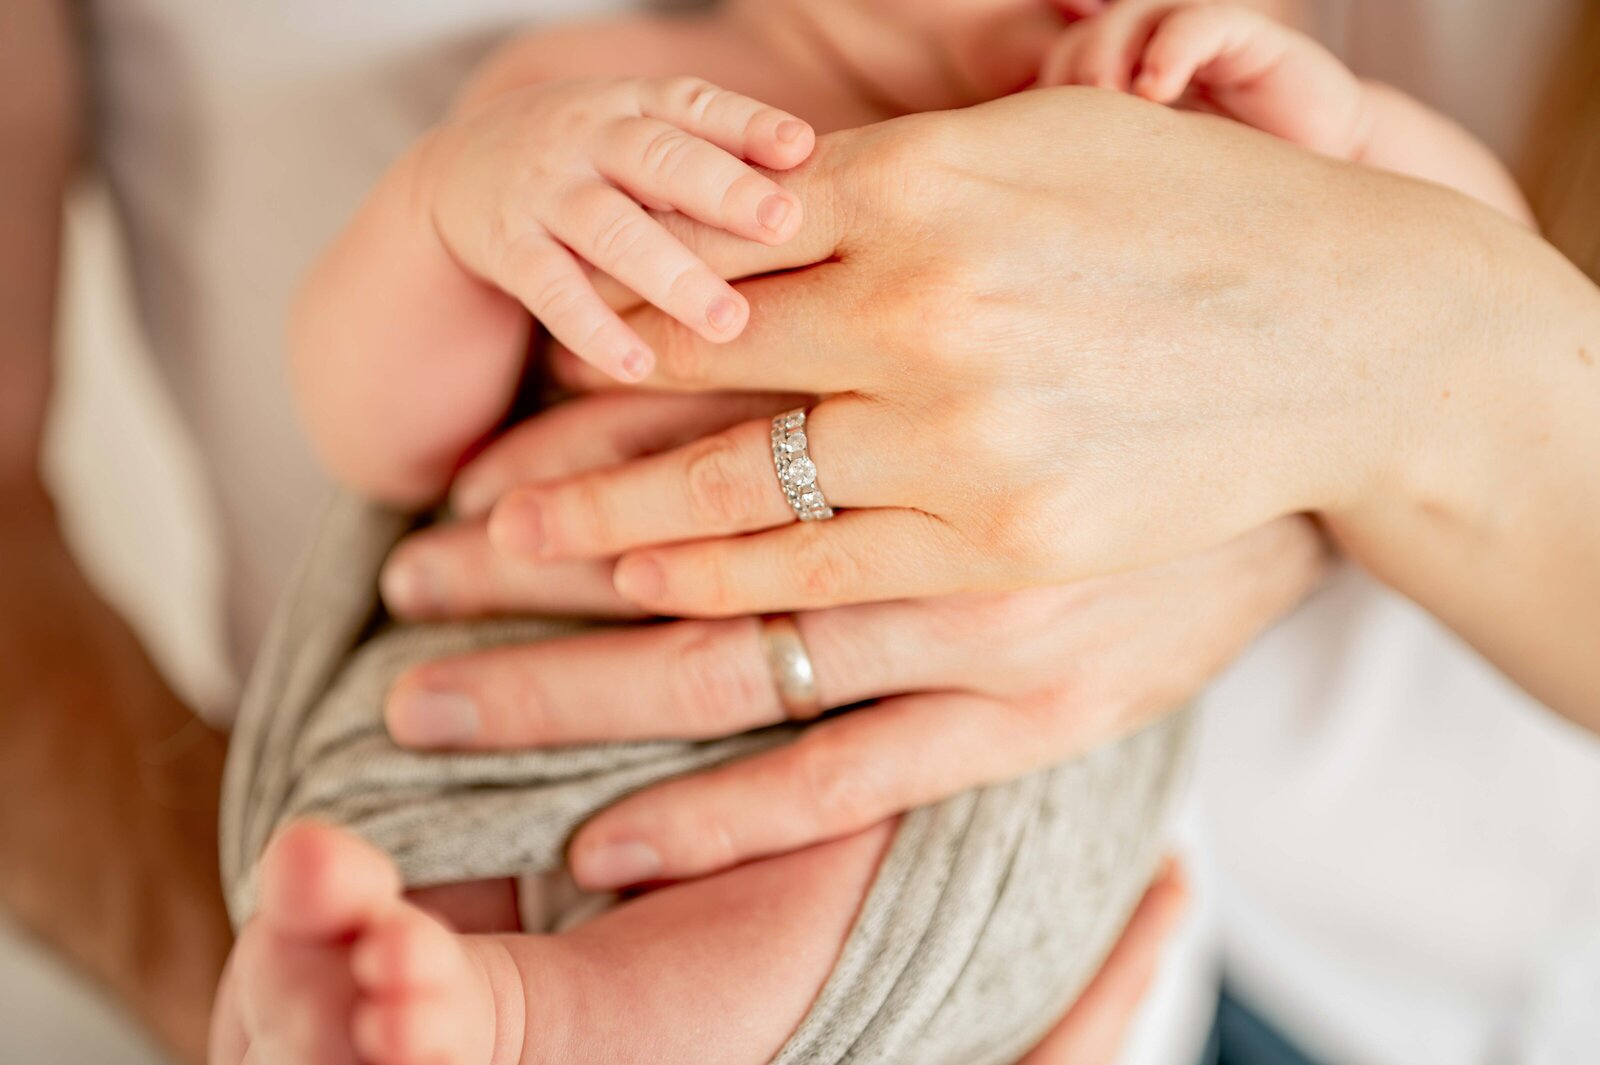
[426,76,813,381]
[291,74,812,504]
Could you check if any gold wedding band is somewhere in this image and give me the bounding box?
[758,614,824,721]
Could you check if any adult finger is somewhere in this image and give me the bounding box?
[485,398,895,563]
[611,509,976,618]
[384,598,974,751]
[380,517,637,621]
[547,266,866,395]
[633,136,848,286]
[1018,859,1190,1065]
[568,689,1069,888]
[638,266,872,393]
[451,391,798,517]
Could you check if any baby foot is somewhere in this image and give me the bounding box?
[211,821,513,1065]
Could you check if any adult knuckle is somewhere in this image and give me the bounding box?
[668,624,766,732]
[792,730,888,828]
[1005,687,1078,749]
[699,560,736,615]
[923,589,1048,645]
[684,435,760,527]
[789,530,860,601]
[861,264,976,379]
[655,322,712,385]
[962,491,1058,574]
[991,514,1058,573]
[566,476,616,547]
[681,808,743,870]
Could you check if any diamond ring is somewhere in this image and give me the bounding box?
[770,408,835,522]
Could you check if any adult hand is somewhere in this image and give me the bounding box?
[471,88,1527,620]
[0,487,232,1065]
[381,389,1330,888]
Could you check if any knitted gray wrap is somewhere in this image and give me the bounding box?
[221,493,1191,1065]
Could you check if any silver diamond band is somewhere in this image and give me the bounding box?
[771,408,834,522]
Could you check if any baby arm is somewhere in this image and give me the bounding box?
[291,34,814,505]
[1042,2,1533,223]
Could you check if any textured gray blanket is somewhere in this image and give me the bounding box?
[220,492,1191,1065]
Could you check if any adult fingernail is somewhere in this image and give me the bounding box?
[614,554,665,603]
[776,119,806,144]
[620,347,653,382]
[380,556,438,617]
[758,194,792,234]
[574,841,662,889]
[706,297,742,333]
[387,688,480,748]
[489,493,547,557]
[451,477,500,519]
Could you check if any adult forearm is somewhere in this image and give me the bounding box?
[0,488,231,1065]
[1329,212,1600,724]
[0,0,81,488]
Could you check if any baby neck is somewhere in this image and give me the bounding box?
[725,0,1061,126]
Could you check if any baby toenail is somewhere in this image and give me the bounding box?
[776,120,806,144]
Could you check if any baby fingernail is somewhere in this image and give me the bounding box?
[388,688,479,747]
[758,194,792,233]
[576,841,662,889]
[776,119,807,144]
[451,478,499,519]
[707,297,742,333]
[489,493,546,557]
[621,348,653,381]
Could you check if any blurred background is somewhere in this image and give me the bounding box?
[0,185,227,1065]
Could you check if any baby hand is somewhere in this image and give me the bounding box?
[425,76,815,382]
[1040,2,1370,159]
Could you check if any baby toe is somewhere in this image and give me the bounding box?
[352,905,465,994]
[353,994,479,1065]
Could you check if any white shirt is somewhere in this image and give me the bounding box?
[82,0,636,687]
[1178,5,1600,1065]
[56,2,1600,1064]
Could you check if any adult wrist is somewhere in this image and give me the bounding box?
[1320,191,1600,606]
[1320,186,1532,536]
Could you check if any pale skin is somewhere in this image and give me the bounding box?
[229,4,1253,1065]
[236,2,1574,1055]
[373,0,1598,905]
[0,2,1187,1063]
